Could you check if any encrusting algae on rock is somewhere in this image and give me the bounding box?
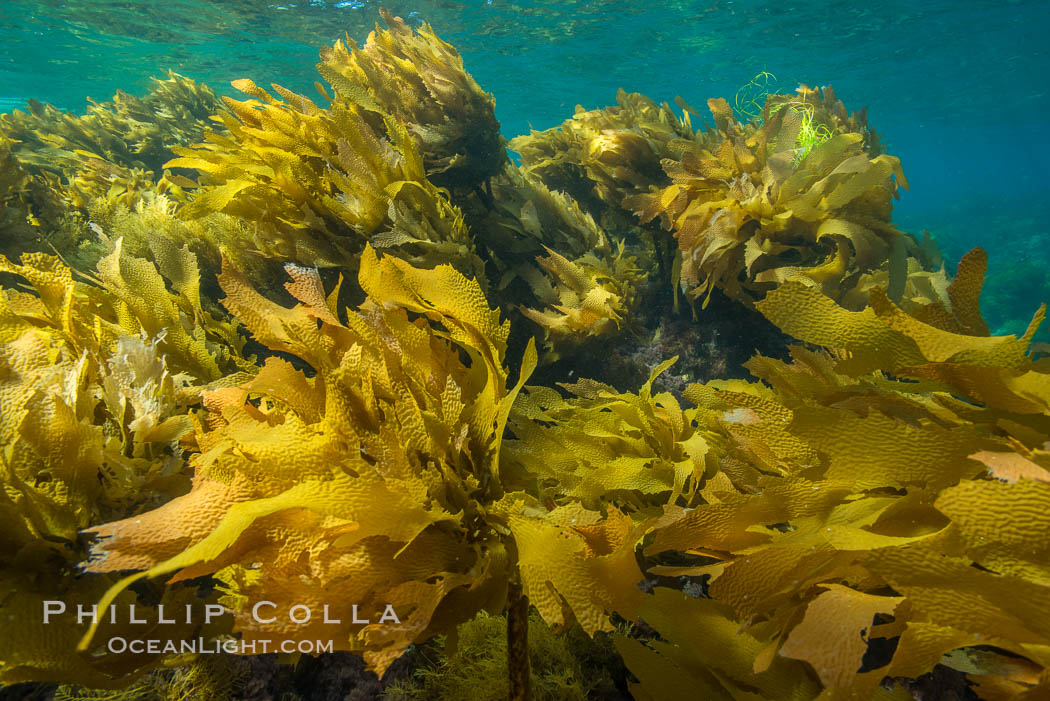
[1,9,1048,701]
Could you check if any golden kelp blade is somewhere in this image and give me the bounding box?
[318,9,506,190]
[504,357,717,507]
[0,240,248,685]
[0,72,222,178]
[168,78,480,276]
[80,247,535,674]
[615,590,824,701]
[502,504,644,635]
[518,243,644,360]
[477,164,647,362]
[631,267,1050,698]
[0,72,223,239]
[510,89,697,223]
[624,86,942,311]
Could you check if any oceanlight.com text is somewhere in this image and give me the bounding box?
[106,637,335,655]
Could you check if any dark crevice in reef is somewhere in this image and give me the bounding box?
[522,280,794,397]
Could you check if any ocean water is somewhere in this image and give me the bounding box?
[3,0,1049,333]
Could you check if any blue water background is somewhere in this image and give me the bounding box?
[1,0,1048,336]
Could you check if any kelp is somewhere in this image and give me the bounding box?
[474,165,647,359]
[168,79,480,276]
[0,71,222,177]
[481,164,610,263]
[167,9,502,273]
[85,195,220,272]
[0,135,47,257]
[0,73,219,266]
[615,591,827,701]
[79,246,645,675]
[0,133,97,263]
[0,240,250,685]
[3,8,1047,698]
[504,358,719,509]
[510,89,697,228]
[0,241,249,538]
[626,85,940,310]
[318,9,506,191]
[761,83,883,161]
[518,241,644,359]
[624,248,1050,699]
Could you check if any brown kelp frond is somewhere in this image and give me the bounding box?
[318,8,506,190]
[84,192,291,303]
[0,239,251,479]
[504,357,720,509]
[0,134,55,258]
[0,71,223,177]
[0,73,223,260]
[616,592,824,701]
[510,89,699,228]
[0,239,250,539]
[6,9,1045,698]
[80,246,644,674]
[168,80,480,275]
[625,264,1050,699]
[0,240,251,686]
[62,158,183,213]
[761,82,881,159]
[482,163,610,262]
[519,242,645,359]
[0,133,98,264]
[473,164,647,358]
[626,84,925,310]
[754,248,1040,378]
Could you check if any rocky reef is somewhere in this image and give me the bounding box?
[1,10,1048,701]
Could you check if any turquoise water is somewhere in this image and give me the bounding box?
[2,0,1049,333]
